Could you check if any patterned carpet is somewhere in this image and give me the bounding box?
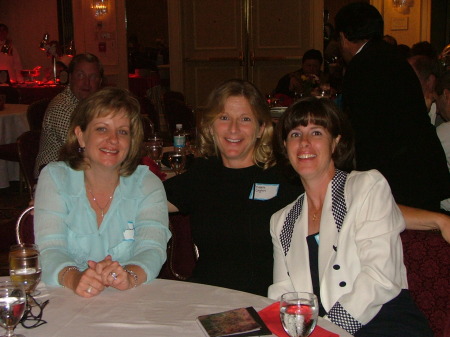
[0,182,30,276]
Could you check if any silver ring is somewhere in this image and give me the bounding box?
[110,272,118,280]
[87,286,93,294]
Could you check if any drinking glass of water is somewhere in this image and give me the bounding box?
[144,134,164,167]
[0,280,26,337]
[168,150,186,175]
[280,292,318,337]
[9,245,41,298]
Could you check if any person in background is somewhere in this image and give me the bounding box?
[382,34,397,46]
[396,44,411,60]
[34,87,170,297]
[407,54,443,125]
[34,53,103,178]
[434,71,450,212]
[335,2,450,212]
[164,79,302,296]
[274,49,326,98]
[410,41,438,59]
[0,23,23,82]
[269,97,432,336]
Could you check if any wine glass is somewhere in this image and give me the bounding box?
[280,292,318,337]
[0,280,26,337]
[168,150,186,175]
[144,134,164,167]
[9,245,41,298]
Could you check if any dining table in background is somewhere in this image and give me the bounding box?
[0,84,65,105]
[0,104,29,188]
[13,278,352,337]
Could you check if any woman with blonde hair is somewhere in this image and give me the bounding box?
[164,79,302,295]
[34,87,170,297]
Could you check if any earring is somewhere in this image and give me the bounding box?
[78,147,85,153]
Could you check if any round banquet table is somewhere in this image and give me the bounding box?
[12,279,352,337]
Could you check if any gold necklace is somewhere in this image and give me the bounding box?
[88,190,113,218]
[312,213,319,222]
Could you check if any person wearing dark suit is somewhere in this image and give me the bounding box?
[335,2,450,213]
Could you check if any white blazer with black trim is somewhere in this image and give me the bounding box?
[268,169,408,334]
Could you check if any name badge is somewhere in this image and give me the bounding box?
[249,183,279,201]
[123,221,135,241]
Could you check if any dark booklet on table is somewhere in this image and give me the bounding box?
[197,306,272,337]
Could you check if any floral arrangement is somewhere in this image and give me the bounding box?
[290,73,320,96]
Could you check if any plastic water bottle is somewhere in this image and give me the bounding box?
[173,124,186,150]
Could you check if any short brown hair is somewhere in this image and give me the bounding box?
[59,87,143,176]
[277,97,354,172]
[68,53,104,78]
[197,79,275,169]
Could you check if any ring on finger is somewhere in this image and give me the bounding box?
[110,272,118,281]
[87,286,93,294]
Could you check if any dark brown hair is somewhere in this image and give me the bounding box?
[277,97,354,172]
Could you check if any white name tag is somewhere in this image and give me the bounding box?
[249,183,279,200]
[123,221,135,241]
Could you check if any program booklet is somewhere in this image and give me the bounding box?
[197,306,272,337]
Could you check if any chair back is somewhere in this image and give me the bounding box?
[15,206,35,245]
[139,96,160,135]
[158,214,198,281]
[27,98,51,131]
[17,130,41,199]
[163,91,195,137]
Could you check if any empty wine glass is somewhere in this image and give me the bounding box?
[280,292,318,337]
[0,280,26,337]
[144,134,164,167]
[168,150,186,175]
[9,245,41,298]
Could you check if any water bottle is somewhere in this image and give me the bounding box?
[173,124,186,150]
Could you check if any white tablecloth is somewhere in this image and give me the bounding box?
[13,279,351,337]
[0,104,29,188]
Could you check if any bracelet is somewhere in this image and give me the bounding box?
[60,266,80,287]
[123,268,138,288]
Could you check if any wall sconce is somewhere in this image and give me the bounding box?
[91,0,109,17]
[392,0,414,14]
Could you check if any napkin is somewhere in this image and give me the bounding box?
[258,302,339,337]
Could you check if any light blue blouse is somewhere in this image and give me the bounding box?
[34,162,170,286]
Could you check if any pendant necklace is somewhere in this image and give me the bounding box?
[88,190,113,218]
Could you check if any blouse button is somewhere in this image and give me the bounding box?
[333,245,337,251]
[333,264,340,270]
[339,281,346,287]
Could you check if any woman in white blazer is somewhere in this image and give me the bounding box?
[269,98,432,336]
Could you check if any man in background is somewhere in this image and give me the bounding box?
[335,2,450,212]
[407,55,441,122]
[34,53,103,178]
[274,49,325,97]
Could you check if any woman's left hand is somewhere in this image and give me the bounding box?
[92,255,134,290]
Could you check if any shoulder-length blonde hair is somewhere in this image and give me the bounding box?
[197,79,275,169]
[59,87,143,176]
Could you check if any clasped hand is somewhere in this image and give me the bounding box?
[74,255,132,297]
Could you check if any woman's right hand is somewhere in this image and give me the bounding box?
[70,264,105,298]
